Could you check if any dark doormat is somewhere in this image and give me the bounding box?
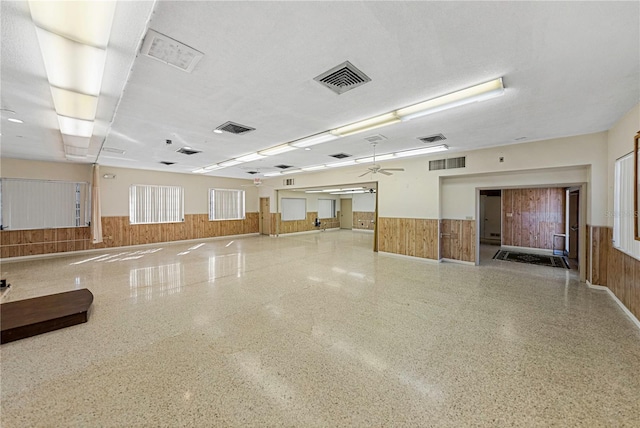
[493,250,569,269]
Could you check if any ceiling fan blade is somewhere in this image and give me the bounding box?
[358,171,371,177]
[381,168,405,172]
[378,170,393,176]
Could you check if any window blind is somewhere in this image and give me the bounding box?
[613,153,640,260]
[318,199,336,219]
[209,189,245,220]
[129,185,184,224]
[0,178,89,230]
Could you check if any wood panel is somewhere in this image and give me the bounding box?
[353,212,375,230]
[0,213,260,259]
[440,219,476,263]
[502,188,565,250]
[378,217,439,260]
[591,226,610,286]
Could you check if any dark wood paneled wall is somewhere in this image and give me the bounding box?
[440,219,476,263]
[378,218,439,259]
[275,212,340,235]
[353,212,375,230]
[0,213,259,258]
[589,225,639,321]
[502,188,565,250]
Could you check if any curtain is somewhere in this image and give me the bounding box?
[91,164,103,244]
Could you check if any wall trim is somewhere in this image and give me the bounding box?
[352,229,374,234]
[587,281,640,331]
[276,228,340,237]
[0,232,260,264]
[378,251,440,263]
[441,258,476,266]
[501,245,554,256]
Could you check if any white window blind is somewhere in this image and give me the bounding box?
[129,185,184,224]
[613,153,640,260]
[209,189,245,220]
[281,198,306,221]
[0,178,89,230]
[318,199,336,219]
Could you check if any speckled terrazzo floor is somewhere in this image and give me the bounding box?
[1,230,639,427]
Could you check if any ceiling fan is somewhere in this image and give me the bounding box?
[359,142,404,177]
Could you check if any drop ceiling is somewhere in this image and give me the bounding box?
[1,1,638,180]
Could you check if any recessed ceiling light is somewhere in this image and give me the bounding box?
[213,129,223,134]
[8,118,23,123]
[305,148,311,151]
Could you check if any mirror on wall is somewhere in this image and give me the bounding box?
[635,131,640,241]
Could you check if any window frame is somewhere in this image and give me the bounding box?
[208,188,246,221]
[129,184,184,225]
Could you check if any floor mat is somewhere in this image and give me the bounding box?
[493,249,569,269]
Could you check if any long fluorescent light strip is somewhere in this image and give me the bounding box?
[236,153,266,162]
[259,144,297,156]
[332,113,400,137]
[394,144,448,158]
[58,115,94,137]
[290,132,339,148]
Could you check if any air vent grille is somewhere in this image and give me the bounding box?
[160,161,175,165]
[102,147,126,154]
[247,171,259,175]
[419,134,446,144]
[176,147,201,155]
[141,29,204,73]
[329,153,351,159]
[364,134,387,143]
[275,164,292,169]
[429,156,466,171]
[215,121,255,135]
[314,61,371,95]
[283,178,295,186]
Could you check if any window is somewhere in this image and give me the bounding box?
[281,198,306,221]
[318,199,336,219]
[129,185,184,224]
[209,189,245,220]
[0,178,89,230]
[613,154,640,260]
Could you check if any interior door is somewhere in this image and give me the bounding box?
[569,191,579,258]
[340,198,353,229]
[260,197,270,235]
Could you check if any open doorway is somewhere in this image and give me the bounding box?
[566,188,580,269]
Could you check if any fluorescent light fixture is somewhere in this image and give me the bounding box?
[62,134,90,149]
[204,164,222,171]
[64,144,88,157]
[35,27,107,96]
[394,144,449,158]
[331,113,400,137]
[258,144,297,156]
[218,159,243,167]
[301,165,327,171]
[50,86,98,121]
[396,78,504,121]
[235,153,266,162]
[192,168,207,173]
[326,160,356,168]
[7,118,23,124]
[304,190,324,193]
[355,153,395,163]
[331,190,366,195]
[264,171,282,177]
[29,1,116,48]
[340,187,365,191]
[213,129,223,134]
[322,189,341,192]
[281,169,302,175]
[58,115,94,137]
[290,132,339,148]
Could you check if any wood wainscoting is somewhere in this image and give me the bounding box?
[502,188,565,250]
[353,212,375,230]
[273,212,340,235]
[440,219,476,263]
[589,225,639,321]
[0,213,259,259]
[378,218,438,259]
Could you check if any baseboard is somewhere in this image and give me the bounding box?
[378,251,440,263]
[500,245,554,256]
[352,229,374,233]
[276,228,340,237]
[586,281,640,331]
[0,232,260,264]
[441,258,476,266]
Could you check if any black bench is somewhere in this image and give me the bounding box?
[1,289,93,344]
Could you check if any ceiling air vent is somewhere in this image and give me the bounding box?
[275,164,292,169]
[283,178,295,186]
[329,153,351,159]
[429,156,466,171]
[102,147,126,154]
[314,61,371,95]
[419,134,446,144]
[214,121,255,135]
[141,29,204,73]
[160,161,175,166]
[364,134,387,144]
[176,147,201,155]
[247,171,259,175]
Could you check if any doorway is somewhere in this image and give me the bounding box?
[567,188,580,266]
[340,198,353,229]
[479,190,501,246]
[260,197,270,235]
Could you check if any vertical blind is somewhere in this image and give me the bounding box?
[318,199,336,219]
[209,189,245,220]
[129,184,184,224]
[0,178,89,230]
[613,153,640,260]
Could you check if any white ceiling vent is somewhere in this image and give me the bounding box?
[215,121,256,135]
[176,147,201,155]
[364,134,387,144]
[141,29,204,73]
[314,61,371,95]
[419,134,446,144]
